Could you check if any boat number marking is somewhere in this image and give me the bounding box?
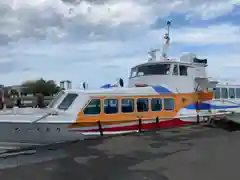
[12,128,61,132]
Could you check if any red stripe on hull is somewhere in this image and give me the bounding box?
[70,119,193,133]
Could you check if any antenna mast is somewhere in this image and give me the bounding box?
[161,21,171,59]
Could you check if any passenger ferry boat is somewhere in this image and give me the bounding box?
[0,21,239,151]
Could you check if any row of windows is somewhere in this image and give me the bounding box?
[83,98,175,115]
[130,64,188,78]
[214,87,240,99]
[173,64,188,76]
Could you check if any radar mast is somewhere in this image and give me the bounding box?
[147,21,172,62]
[161,21,171,59]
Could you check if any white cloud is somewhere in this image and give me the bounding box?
[0,0,239,87]
[188,1,238,20]
[171,24,240,44]
[205,53,240,80]
[67,0,153,26]
[147,24,240,45]
[1,22,239,87]
[0,0,239,44]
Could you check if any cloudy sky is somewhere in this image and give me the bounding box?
[0,0,239,88]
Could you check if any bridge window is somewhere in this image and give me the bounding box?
[236,88,240,98]
[135,64,171,77]
[130,68,137,78]
[49,91,65,108]
[164,98,174,111]
[57,93,78,110]
[137,98,149,112]
[179,65,188,76]
[151,98,162,111]
[173,64,179,76]
[104,99,118,114]
[221,88,228,99]
[84,99,101,115]
[121,99,134,113]
[229,88,235,99]
[213,88,220,99]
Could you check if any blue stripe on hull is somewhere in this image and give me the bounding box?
[185,103,240,110]
[152,86,173,94]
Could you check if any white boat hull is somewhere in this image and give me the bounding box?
[0,106,232,152]
[0,121,84,151]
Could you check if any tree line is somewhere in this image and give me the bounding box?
[21,78,61,96]
[8,78,61,97]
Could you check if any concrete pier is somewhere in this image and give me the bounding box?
[0,124,240,180]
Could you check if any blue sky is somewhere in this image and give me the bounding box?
[0,0,240,88]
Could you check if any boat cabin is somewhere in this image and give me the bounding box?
[213,84,240,100]
[48,86,212,126]
[128,53,212,93]
[48,90,89,115]
[48,88,178,122]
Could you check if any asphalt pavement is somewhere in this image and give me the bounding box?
[0,124,240,180]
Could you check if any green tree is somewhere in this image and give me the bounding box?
[21,78,60,96]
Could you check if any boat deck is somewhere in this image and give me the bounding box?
[0,123,240,180]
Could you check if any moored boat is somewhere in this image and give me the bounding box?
[0,21,239,151]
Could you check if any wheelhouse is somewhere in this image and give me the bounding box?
[48,90,88,113]
[130,62,191,78]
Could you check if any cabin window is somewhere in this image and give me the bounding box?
[130,68,137,78]
[57,93,78,110]
[164,98,174,111]
[151,98,162,111]
[135,64,171,76]
[84,99,101,115]
[173,64,179,76]
[221,88,228,99]
[137,72,144,76]
[104,99,118,114]
[179,65,188,76]
[121,99,134,113]
[229,88,235,99]
[137,98,149,112]
[236,88,240,98]
[213,88,221,99]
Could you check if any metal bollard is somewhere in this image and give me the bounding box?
[97,121,103,136]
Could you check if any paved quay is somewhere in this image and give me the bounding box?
[0,124,240,180]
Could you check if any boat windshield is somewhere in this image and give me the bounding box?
[48,91,66,108]
[57,93,78,110]
[130,64,171,78]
